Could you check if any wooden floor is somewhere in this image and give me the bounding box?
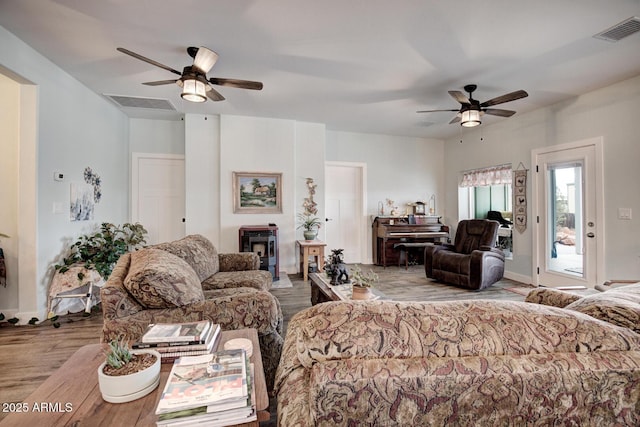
[0,264,534,424]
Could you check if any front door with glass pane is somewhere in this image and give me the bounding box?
[533,142,600,288]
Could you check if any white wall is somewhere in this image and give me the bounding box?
[131,115,327,275]
[185,114,220,245]
[1,25,130,321]
[294,121,327,241]
[443,74,640,282]
[326,131,445,216]
[0,73,20,311]
[326,131,445,262]
[219,115,299,272]
[129,118,185,155]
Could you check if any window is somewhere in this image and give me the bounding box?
[458,164,513,257]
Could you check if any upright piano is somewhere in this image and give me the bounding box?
[372,216,449,267]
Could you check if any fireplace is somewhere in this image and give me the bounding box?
[239,225,279,280]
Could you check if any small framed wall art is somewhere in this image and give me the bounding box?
[233,171,282,214]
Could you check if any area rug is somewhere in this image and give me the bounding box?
[505,287,533,296]
[271,272,293,289]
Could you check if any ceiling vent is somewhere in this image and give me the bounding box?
[593,16,640,42]
[104,94,176,110]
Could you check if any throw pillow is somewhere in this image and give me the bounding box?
[153,234,219,281]
[565,284,640,333]
[124,248,204,309]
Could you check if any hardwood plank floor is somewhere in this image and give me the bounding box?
[0,264,534,424]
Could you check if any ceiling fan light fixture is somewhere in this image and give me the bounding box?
[461,109,481,127]
[181,78,207,103]
[192,47,219,73]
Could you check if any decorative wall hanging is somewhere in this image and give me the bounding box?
[83,167,102,203]
[70,183,95,221]
[233,172,282,214]
[513,163,528,234]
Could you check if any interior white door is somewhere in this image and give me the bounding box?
[132,154,185,245]
[533,141,602,288]
[325,162,366,264]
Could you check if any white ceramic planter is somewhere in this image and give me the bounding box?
[97,349,161,403]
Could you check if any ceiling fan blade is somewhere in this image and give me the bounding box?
[416,109,459,113]
[483,108,516,117]
[192,47,219,74]
[448,91,470,104]
[142,79,179,86]
[480,90,528,107]
[206,85,226,101]
[209,78,263,90]
[449,115,462,124]
[116,47,182,76]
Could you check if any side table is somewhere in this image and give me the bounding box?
[296,240,326,281]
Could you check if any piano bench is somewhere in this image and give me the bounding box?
[393,242,431,270]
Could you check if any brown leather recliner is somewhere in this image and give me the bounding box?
[425,219,505,290]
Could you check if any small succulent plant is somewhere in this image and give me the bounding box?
[105,339,133,369]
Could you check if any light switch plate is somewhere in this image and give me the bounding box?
[618,208,632,220]
[52,202,65,214]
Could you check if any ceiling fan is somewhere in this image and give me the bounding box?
[117,46,263,103]
[417,84,528,127]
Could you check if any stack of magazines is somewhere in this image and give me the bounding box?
[155,349,256,426]
[133,320,221,363]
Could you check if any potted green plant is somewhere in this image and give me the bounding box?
[97,338,161,403]
[297,213,322,240]
[55,222,147,280]
[350,264,378,300]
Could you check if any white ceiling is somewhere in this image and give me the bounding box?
[1,0,639,139]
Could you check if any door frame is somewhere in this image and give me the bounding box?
[324,161,368,263]
[130,152,185,223]
[531,137,605,287]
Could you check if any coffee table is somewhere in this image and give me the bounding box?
[0,329,269,427]
[309,272,387,305]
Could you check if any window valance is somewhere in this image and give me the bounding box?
[460,164,512,187]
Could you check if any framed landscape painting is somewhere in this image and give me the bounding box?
[233,172,282,214]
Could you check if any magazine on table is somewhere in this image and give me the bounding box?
[156,364,257,427]
[134,324,220,350]
[158,332,222,364]
[151,326,220,353]
[141,320,213,344]
[156,349,248,415]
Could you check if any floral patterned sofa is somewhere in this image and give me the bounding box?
[101,234,283,389]
[275,298,640,426]
[525,281,640,333]
[152,234,273,291]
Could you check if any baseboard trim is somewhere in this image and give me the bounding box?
[13,309,46,325]
[504,270,532,286]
